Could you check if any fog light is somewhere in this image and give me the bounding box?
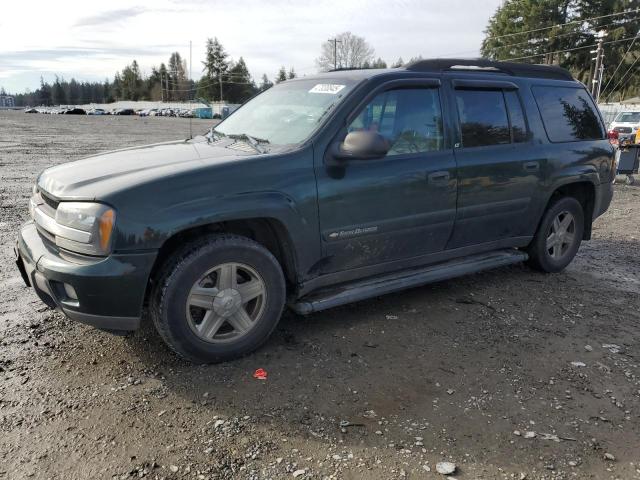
[63,283,78,300]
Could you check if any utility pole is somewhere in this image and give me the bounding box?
[160,72,164,102]
[590,30,606,102]
[328,38,342,70]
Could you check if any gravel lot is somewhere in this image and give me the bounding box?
[1,109,639,480]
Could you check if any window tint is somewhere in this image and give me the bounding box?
[532,86,604,142]
[504,91,528,143]
[348,88,443,156]
[455,90,510,147]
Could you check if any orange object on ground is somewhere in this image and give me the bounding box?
[253,368,267,380]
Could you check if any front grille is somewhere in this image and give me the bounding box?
[40,191,59,211]
[614,126,632,134]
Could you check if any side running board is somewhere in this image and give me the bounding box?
[290,249,528,315]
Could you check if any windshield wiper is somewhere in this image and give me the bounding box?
[227,133,270,154]
[208,127,226,142]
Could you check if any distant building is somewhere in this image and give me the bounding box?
[0,95,15,107]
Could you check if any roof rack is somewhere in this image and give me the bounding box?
[404,58,574,81]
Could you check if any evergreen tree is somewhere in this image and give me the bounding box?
[259,74,273,91]
[52,76,67,105]
[103,78,112,103]
[287,67,297,79]
[275,66,287,83]
[119,60,143,100]
[202,37,229,101]
[224,57,257,103]
[168,52,189,101]
[392,57,404,68]
[39,77,52,105]
[371,58,388,68]
[481,0,639,100]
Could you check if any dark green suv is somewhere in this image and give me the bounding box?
[16,59,614,363]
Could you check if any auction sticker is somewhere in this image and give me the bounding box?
[309,84,346,94]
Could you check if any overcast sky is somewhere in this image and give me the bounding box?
[0,0,503,94]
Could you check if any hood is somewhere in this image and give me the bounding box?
[38,138,251,199]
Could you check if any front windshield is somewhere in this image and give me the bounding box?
[614,112,640,123]
[213,78,357,145]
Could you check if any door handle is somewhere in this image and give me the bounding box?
[428,171,450,185]
[523,161,539,172]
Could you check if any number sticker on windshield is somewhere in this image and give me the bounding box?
[309,84,346,94]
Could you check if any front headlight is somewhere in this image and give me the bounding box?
[54,202,116,256]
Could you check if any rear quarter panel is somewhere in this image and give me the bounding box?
[522,79,614,230]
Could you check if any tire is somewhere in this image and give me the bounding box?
[526,196,584,273]
[151,234,286,363]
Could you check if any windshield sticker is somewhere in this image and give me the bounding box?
[309,84,346,94]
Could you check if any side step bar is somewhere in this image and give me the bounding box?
[290,249,528,315]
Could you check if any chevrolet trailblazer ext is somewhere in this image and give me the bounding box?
[16,59,614,363]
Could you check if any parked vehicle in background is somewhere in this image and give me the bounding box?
[59,107,86,115]
[114,108,135,115]
[15,59,614,363]
[24,107,38,113]
[609,111,640,143]
[87,108,105,115]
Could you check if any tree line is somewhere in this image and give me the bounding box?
[482,0,639,102]
[11,10,637,109]
[9,32,398,107]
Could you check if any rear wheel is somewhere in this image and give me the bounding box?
[527,196,584,273]
[151,235,286,363]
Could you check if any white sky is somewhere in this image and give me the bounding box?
[0,0,503,93]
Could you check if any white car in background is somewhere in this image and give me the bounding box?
[609,111,640,139]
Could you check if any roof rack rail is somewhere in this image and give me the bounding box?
[404,58,574,81]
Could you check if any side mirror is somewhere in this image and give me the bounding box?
[335,131,389,160]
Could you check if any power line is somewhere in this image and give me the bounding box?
[485,16,640,51]
[603,54,640,101]
[504,34,639,61]
[439,15,640,58]
[162,79,255,92]
[484,8,639,42]
[600,28,640,95]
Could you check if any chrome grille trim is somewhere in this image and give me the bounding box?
[31,199,92,244]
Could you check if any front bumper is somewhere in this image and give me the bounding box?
[16,221,157,331]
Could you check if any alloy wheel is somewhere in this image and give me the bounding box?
[545,211,576,260]
[186,262,267,343]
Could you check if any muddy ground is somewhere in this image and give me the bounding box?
[0,109,639,480]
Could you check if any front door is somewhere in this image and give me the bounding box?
[315,82,457,274]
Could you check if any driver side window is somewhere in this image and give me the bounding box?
[348,88,444,156]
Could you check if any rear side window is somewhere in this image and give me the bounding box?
[455,89,529,148]
[532,86,605,142]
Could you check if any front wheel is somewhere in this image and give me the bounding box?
[527,196,584,273]
[151,235,286,363]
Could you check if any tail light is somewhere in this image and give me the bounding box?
[608,130,619,145]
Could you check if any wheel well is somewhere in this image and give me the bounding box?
[146,218,298,301]
[547,182,595,240]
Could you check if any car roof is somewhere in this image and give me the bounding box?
[290,58,574,84]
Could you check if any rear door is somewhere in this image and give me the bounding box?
[315,80,458,273]
[447,78,546,248]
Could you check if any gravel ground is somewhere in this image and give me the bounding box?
[1,109,639,480]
